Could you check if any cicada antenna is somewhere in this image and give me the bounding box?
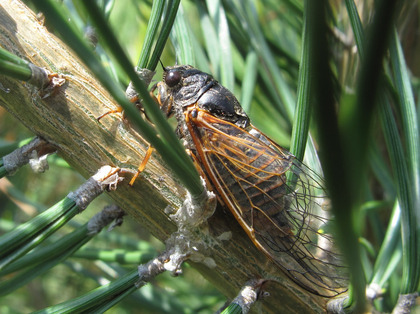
[159,59,167,72]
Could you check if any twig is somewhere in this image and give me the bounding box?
[2,137,56,175]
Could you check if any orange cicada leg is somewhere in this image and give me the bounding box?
[96,106,124,121]
[129,145,155,186]
[126,86,168,186]
[96,95,142,122]
[97,85,164,186]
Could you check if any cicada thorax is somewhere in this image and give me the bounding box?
[156,65,347,297]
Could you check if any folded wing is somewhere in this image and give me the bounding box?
[187,108,347,297]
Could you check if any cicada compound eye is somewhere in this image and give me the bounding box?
[164,70,182,87]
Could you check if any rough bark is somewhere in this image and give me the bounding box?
[0,1,330,312]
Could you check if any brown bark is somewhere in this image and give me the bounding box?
[0,1,330,312]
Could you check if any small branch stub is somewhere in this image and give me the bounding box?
[170,177,217,228]
[326,294,350,314]
[229,279,267,314]
[26,63,66,97]
[136,250,173,288]
[67,166,123,211]
[163,177,218,271]
[125,68,156,101]
[40,73,66,99]
[392,292,419,314]
[87,204,126,235]
[27,63,49,89]
[2,137,56,175]
[366,282,383,301]
[136,177,217,285]
[28,150,49,173]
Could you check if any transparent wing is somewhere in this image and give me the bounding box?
[187,109,347,297]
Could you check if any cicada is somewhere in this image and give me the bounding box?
[150,65,347,297]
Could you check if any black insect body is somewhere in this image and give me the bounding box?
[151,65,347,297]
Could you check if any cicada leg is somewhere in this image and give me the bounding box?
[129,147,212,190]
[97,83,167,186]
[129,145,155,186]
[96,93,137,121]
[96,106,124,121]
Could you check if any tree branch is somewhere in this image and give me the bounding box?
[0,1,330,312]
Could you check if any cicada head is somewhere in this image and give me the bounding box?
[161,65,212,107]
[160,65,250,128]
